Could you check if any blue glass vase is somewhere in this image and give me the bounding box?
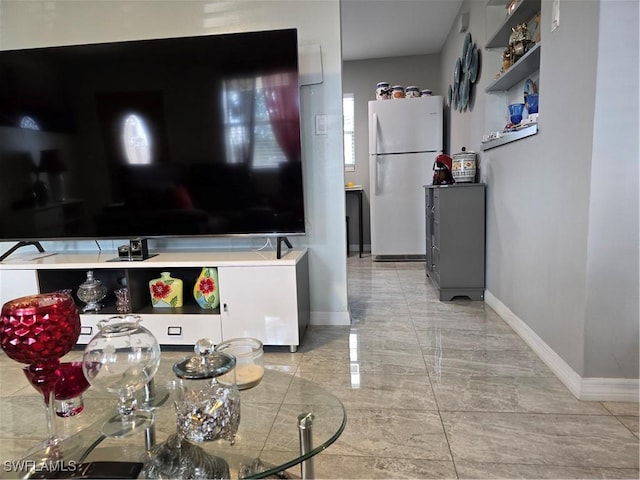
[508,103,525,124]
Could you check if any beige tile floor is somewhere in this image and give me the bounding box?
[1,256,638,478]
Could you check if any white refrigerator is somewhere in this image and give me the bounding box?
[369,96,443,260]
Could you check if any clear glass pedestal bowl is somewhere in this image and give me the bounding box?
[82,315,161,438]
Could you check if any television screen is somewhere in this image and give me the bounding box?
[0,29,305,241]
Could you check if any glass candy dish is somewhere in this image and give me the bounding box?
[76,270,107,313]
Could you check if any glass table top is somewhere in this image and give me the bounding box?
[4,368,346,479]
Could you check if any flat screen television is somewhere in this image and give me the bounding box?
[0,28,305,244]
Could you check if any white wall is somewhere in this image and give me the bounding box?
[440,0,638,386]
[0,0,350,325]
[584,0,639,378]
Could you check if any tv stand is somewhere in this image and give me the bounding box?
[276,236,293,259]
[0,249,310,351]
[0,241,46,262]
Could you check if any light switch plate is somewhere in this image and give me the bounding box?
[315,114,327,135]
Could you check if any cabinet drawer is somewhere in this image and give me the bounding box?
[77,314,222,346]
[77,314,111,344]
[150,315,222,345]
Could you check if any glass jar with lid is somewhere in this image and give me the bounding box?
[76,270,107,313]
[172,338,240,443]
[142,339,237,479]
[391,85,405,99]
[405,86,420,98]
[376,82,390,100]
[214,337,264,390]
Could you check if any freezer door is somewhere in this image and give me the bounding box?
[369,97,443,154]
[369,152,435,257]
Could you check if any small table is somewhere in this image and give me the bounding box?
[345,186,364,258]
[6,369,346,479]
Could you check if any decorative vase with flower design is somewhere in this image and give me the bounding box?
[193,267,220,310]
[149,271,183,308]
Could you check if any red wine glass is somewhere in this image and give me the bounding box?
[24,361,90,417]
[0,292,81,457]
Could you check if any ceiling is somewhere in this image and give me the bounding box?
[340,0,464,61]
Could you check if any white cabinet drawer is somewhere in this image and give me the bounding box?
[150,315,222,345]
[77,314,222,346]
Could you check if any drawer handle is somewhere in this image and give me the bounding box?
[167,326,182,336]
[80,326,93,336]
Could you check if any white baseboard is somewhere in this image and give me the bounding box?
[310,311,351,326]
[580,378,640,402]
[485,290,639,402]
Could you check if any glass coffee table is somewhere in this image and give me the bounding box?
[5,368,346,479]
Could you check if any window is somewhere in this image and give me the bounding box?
[343,93,355,171]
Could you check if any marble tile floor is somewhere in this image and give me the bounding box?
[0,255,638,479]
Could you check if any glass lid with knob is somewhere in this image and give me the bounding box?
[173,338,236,380]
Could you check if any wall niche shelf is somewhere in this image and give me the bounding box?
[486,0,542,49]
[485,44,540,92]
[482,0,541,150]
[481,124,538,151]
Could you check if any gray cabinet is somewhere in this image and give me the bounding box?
[425,184,485,300]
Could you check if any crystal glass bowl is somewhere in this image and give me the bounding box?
[82,315,161,437]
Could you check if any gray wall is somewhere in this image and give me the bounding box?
[442,0,638,379]
[342,54,441,250]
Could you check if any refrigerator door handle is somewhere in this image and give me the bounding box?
[372,113,380,195]
[372,113,379,154]
[374,155,381,195]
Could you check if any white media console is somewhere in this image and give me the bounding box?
[0,248,310,352]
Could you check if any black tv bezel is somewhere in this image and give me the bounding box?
[0,28,306,244]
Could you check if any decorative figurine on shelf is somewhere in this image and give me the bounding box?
[509,23,532,62]
[114,287,131,313]
[432,153,455,186]
[500,47,514,75]
[149,271,183,308]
